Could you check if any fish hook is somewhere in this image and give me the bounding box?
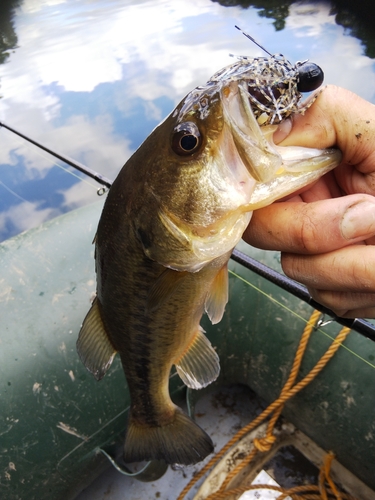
[99,448,168,482]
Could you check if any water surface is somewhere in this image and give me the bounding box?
[0,0,374,241]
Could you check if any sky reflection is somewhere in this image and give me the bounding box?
[0,0,375,241]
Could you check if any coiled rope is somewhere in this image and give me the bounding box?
[177,309,354,500]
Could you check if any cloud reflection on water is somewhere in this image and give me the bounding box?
[0,0,374,241]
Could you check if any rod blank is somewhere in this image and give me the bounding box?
[0,121,112,189]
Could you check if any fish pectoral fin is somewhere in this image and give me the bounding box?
[204,263,229,324]
[76,298,117,381]
[147,268,188,312]
[175,328,220,389]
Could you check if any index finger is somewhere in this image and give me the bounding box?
[280,85,375,173]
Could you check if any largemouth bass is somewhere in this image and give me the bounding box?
[77,53,341,466]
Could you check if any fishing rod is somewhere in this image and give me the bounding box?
[231,249,375,342]
[0,121,112,189]
[2,121,375,342]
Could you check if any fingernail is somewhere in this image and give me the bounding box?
[341,201,375,240]
[273,118,292,144]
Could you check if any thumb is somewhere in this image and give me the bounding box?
[274,85,375,169]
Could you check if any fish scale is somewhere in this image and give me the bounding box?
[77,53,341,466]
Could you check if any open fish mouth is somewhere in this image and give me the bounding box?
[221,79,342,209]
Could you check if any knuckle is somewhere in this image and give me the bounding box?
[299,212,319,253]
[280,252,302,281]
[292,205,321,253]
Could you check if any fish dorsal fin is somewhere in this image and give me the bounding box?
[76,298,117,381]
[147,268,188,312]
[204,263,229,325]
[175,328,220,389]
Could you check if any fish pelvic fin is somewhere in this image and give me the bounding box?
[76,298,117,381]
[123,406,213,465]
[175,328,220,390]
[205,262,229,324]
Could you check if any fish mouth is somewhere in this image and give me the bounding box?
[221,81,342,209]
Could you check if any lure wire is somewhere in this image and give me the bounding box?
[235,25,272,56]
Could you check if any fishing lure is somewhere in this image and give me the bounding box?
[212,26,324,126]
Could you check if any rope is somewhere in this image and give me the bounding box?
[177,310,353,500]
[203,453,357,500]
[202,483,357,500]
[319,452,343,500]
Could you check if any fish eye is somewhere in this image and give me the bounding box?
[297,62,324,93]
[171,122,201,156]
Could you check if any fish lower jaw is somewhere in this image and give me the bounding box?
[246,157,342,209]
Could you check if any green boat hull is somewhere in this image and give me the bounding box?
[1,202,374,499]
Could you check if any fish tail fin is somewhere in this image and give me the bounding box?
[123,407,213,466]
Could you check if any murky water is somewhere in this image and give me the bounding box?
[0,0,374,241]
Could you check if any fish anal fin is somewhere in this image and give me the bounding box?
[76,298,117,381]
[147,268,188,312]
[175,328,220,390]
[205,263,229,324]
[124,406,213,465]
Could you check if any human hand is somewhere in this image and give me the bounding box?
[243,85,375,318]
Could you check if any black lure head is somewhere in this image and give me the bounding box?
[233,26,325,124]
[296,61,324,93]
